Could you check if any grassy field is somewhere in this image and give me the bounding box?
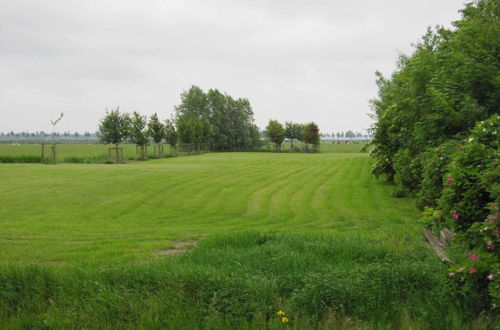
[0,150,411,264]
[0,147,483,328]
[0,143,173,163]
[0,142,365,163]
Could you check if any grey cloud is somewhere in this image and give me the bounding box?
[0,0,466,134]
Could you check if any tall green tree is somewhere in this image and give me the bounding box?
[265,120,285,151]
[175,86,211,148]
[176,86,260,151]
[99,107,130,163]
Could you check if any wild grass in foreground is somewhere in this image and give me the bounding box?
[0,232,483,329]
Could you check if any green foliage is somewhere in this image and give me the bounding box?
[175,86,260,150]
[370,0,499,186]
[302,122,320,146]
[129,111,149,159]
[439,116,499,311]
[369,0,500,312]
[147,113,164,144]
[421,115,499,311]
[301,122,320,152]
[207,89,259,150]
[264,120,285,150]
[176,117,212,145]
[436,115,499,232]
[175,86,211,145]
[417,140,460,209]
[284,122,303,149]
[98,107,130,147]
[0,155,41,163]
[128,111,149,146]
[393,148,422,197]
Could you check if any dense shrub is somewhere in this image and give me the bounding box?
[393,148,422,197]
[370,0,499,191]
[417,140,460,209]
[370,0,499,313]
[0,155,41,163]
[438,115,500,310]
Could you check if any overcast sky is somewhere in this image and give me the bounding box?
[0,0,466,134]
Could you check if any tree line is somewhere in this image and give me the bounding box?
[99,109,177,161]
[98,86,262,161]
[264,121,320,151]
[98,85,325,160]
[369,0,498,312]
[174,86,260,151]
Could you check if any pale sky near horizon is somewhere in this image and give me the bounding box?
[0,0,467,134]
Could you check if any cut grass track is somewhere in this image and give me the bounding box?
[0,152,418,264]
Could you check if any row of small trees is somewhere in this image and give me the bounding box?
[99,108,177,162]
[265,120,320,151]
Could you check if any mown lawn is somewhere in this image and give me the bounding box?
[0,151,416,264]
[0,149,483,328]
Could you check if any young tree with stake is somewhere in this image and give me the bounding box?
[129,111,149,160]
[147,113,165,157]
[164,118,178,156]
[99,107,130,163]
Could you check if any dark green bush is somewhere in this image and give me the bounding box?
[0,155,41,163]
[393,148,422,197]
[418,115,499,311]
[369,0,499,313]
[417,140,460,209]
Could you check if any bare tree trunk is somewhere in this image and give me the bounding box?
[116,144,119,163]
[51,143,56,164]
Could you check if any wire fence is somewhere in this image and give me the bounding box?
[0,138,100,144]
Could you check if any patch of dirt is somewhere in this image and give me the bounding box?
[155,240,198,256]
[38,261,67,265]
